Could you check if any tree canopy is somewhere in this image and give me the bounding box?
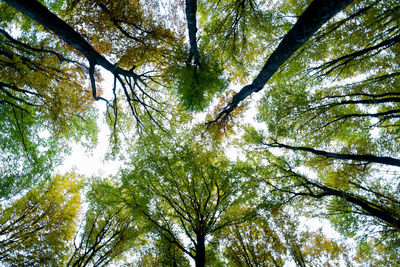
[1,0,399,265]
[119,126,262,266]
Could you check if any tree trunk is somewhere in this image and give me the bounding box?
[3,0,135,77]
[185,0,201,66]
[210,0,354,123]
[195,234,206,267]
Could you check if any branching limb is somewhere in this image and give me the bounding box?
[267,163,400,229]
[96,3,147,44]
[313,33,400,76]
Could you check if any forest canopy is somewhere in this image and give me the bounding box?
[0,0,399,265]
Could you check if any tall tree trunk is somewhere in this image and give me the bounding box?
[209,0,354,124]
[195,234,206,267]
[185,0,201,66]
[3,0,136,77]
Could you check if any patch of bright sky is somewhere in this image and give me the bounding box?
[55,70,122,178]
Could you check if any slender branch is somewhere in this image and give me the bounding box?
[323,97,400,107]
[320,90,400,101]
[314,33,400,75]
[334,108,400,119]
[96,3,146,44]
[268,167,400,229]
[142,210,195,259]
[264,141,400,167]
[0,28,86,67]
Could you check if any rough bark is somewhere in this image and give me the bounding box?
[265,141,400,167]
[209,0,354,124]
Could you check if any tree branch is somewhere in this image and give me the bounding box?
[314,33,400,75]
[264,141,400,167]
[268,167,400,230]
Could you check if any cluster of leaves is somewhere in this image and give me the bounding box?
[198,0,293,82]
[205,89,249,142]
[165,46,228,112]
[220,210,352,266]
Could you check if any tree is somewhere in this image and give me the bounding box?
[3,0,181,127]
[65,177,143,267]
[264,154,400,229]
[0,172,81,265]
[119,126,262,266]
[243,131,400,261]
[253,0,400,162]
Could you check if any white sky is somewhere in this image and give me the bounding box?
[55,70,122,178]
[55,109,122,178]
